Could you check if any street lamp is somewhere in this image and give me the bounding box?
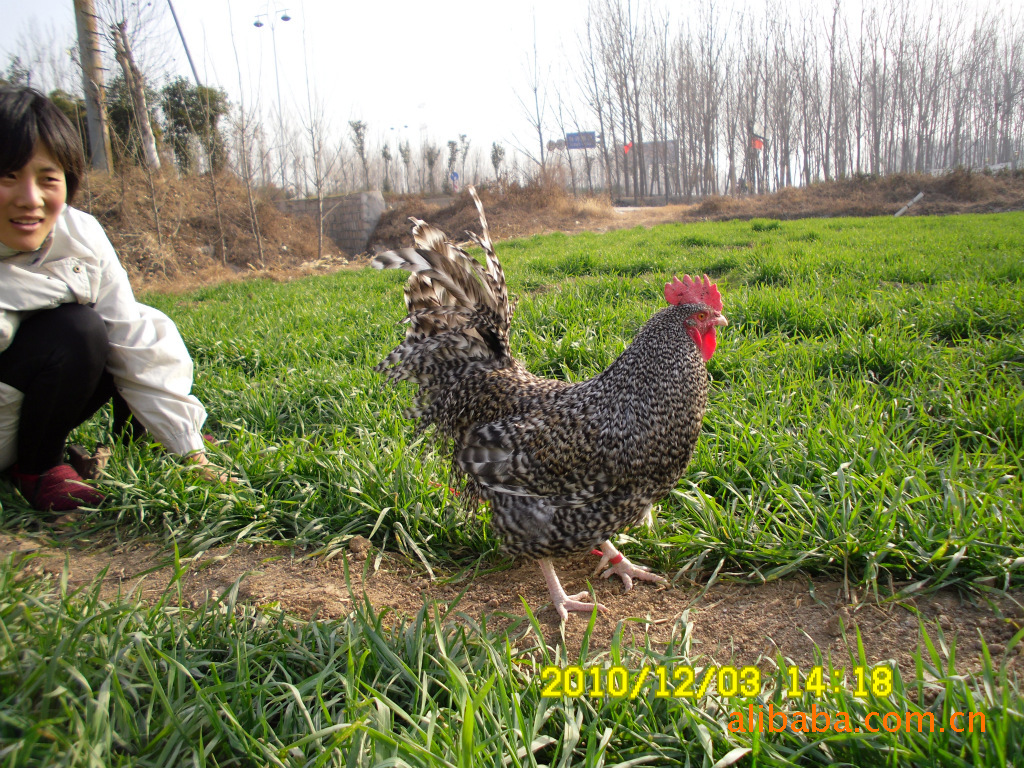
[253,8,292,193]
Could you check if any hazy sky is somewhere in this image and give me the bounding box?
[0,0,1013,170]
[1,0,599,163]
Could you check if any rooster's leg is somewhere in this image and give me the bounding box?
[593,541,667,592]
[538,557,608,622]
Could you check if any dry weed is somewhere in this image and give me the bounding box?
[76,167,346,291]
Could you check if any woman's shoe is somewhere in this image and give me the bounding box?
[11,464,106,511]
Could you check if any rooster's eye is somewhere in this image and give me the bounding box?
[695,312,707,322]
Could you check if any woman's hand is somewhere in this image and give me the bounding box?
[185,450,239,483]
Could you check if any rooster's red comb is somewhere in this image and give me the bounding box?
[665,274,723,311]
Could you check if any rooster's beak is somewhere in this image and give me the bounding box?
[713,313,729,327]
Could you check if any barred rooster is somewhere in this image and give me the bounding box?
[373,190,727,620]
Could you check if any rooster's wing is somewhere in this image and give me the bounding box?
[457,398,633,506]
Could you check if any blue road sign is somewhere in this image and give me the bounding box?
[565,132,597,150]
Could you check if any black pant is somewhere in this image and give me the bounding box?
[0,303,138,473]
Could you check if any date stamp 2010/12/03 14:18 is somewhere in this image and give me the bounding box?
[539,664,895,700]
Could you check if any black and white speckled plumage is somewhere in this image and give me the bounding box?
[373,190,715,560]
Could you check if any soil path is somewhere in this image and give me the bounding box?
[3,533,1021,680]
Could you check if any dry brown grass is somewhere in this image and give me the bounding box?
[373,169,1024,250]
[373,175,615,248]
[689,169,1024,220]
[75,168,348,292]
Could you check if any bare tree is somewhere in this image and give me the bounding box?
[381,144,393,193]
[9,19,79,94]
[444,140,458,192]
[579,8,616,192]
[822,0,842,179]
[303,36,340,259]
[554,91,579,195]
[349,120,370,190]
[491,142,506,181]
[422,142,440,194]
[458,134,471,185]
[399,141,413,192]
[516,12,549,171]
[110,21,159,171]
[96,0,175,171]
[303,99,338,258]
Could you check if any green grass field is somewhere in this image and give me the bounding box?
[1,212,1022,765]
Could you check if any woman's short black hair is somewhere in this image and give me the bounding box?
[0,85,86,203]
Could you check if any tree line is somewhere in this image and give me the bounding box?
[553,0,1023,201]
[5,0,1021,217]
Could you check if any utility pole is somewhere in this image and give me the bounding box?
[73,0,112,172]
[166,0,202,86]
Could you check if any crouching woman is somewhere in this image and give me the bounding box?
[0,85,219,512]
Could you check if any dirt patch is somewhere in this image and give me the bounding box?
[4,533,1021,677]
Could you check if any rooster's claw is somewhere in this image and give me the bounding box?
[553,592,609,622]
[593,544,667,592]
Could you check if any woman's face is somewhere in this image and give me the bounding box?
[0,143,67,252]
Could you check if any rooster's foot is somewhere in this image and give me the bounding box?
[554,591,608,622]
[593,542,667,593]
[538,557,608,622]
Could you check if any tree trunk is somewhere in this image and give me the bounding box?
[111,21,160,171]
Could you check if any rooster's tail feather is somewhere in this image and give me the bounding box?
[373,188,513,395]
